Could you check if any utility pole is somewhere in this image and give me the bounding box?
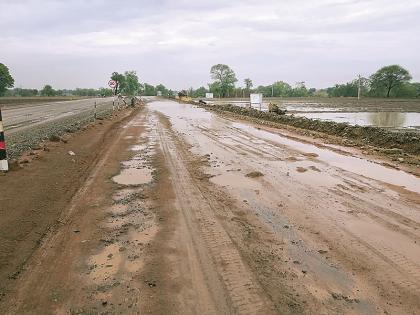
[357,74,361,100]
[271,85,274,97]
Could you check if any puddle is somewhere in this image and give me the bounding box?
[112,168,152,186]
[232,123,420,194]
[210,172,262,190]
[130,144,147,151]
[150,101,420,194]
[294,112,420,130]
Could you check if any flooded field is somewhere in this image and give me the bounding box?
[294,112,420,130]
[203,97,420,131]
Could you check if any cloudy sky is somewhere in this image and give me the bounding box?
[1,0,419,90]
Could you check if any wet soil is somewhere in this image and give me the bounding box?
[0,108,135,301]
[1,100,420,314]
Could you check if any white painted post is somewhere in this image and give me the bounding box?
[94,101,97,120]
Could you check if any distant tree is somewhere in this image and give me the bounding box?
[143,83,156,96]
[370,65,412,97]
[291,82,308,97]
[155,83,168,96]
[99,87,113,97]
[193,86,207,98]
[0,63,14,96]
[208,82,221,98]
[392,82,420,98]
[272,81,292,97]
[244,78,253,97]
[41,85,56,96]
[210,64,237,97]
[9,88,38,97]
[313,89,329,97]
[122,71,141,96]
[111,72,126,95]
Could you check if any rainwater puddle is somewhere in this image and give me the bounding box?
[150,101,420,194]
[130,144,147,151]
[232,123,420,194]
[210,172,262,190]
[294,112,420,130]
[112,167,152,186]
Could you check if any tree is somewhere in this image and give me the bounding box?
[155,84,168,96]
[243,78,253,97]
[122,71,141,96]
[0,63,14,96]
[143,83,156,96]
[193,86,207,98]
[370,65,412,97]
[99,87,113,97]
[111,72,126,95]
[291,82,308,97]
[208,82,221,98]
[272,81,292,97]
[210,64,237,97]
[41,85,56,96]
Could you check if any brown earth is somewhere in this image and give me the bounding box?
[0,100,419,315]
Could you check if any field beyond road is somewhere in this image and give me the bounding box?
[0,99,419,314]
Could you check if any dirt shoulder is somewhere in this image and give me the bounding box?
[0,107,137,304]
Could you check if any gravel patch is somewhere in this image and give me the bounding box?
[5,104,116,160]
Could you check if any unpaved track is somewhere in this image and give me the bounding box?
[1,100,419,314]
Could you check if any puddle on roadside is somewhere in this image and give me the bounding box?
[345,215,420,264]
[130,144,147,151]
[210,172,262,190]
[112,168,152,186]
[232,123,420,194]
[150,100,420,194]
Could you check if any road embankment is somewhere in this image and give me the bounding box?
[5,103,115,160]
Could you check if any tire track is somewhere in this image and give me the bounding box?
[156,115,274,314]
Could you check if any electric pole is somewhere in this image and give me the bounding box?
[357,74,361,100]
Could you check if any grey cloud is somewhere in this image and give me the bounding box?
[1,0,419,90]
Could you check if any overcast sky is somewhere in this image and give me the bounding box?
[1,0,419,90]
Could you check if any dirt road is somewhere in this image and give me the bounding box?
[1,100,419,314]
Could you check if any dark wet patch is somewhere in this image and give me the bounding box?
[245,171,264,178]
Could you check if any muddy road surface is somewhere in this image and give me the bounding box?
[1,100,419,315]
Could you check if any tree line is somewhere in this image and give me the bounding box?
[181,64,419,98]
[1,62,419,98]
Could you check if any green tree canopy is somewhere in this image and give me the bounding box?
[143,83,156,96]
[210,64,237,97]
[370,65,412,97]
[111,72,126,95]
[0,63,14,96]
[155,84,168,96]
[41,85,56,96]
[122,71,141,96]
[244,78,253,90]
[272,81,292,97]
